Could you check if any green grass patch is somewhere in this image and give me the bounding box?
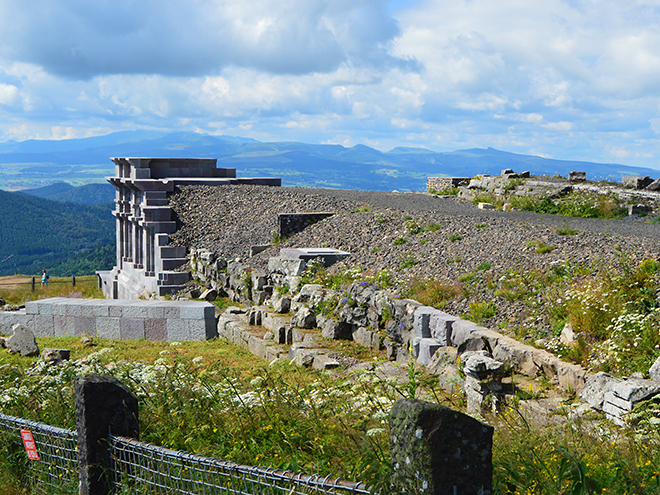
[556,227,580,236]
[393,237,406,245]
[448,233,463,242]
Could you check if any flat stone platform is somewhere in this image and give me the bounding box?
[0,298,217,341]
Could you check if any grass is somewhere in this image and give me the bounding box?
[402,277,461,308]
[464,301,498,323]
[556,227,580,236]
[393,237,406,245]
[0,275,103,305]
[398,254,417,270]
[448,233,463,242]
[526,240,557,254]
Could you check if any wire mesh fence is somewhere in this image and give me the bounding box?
[110,435,372,495]
[0,413,78,493]
[0,413,370,495]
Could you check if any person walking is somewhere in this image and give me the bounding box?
[41,269,49,288]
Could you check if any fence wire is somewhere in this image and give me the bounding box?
[0,413,78,493]
[110,435,371,495]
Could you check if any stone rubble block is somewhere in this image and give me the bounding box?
[389,399,493,495]
[292,284,324,303]
[579,372,622,410]
[312,354,340,370]
[353,326,381,350]
[262,313,291,335]
[413,306,437,338]
[268,257,307,277]
[450,319,488,347]
[612,378,660,403]
[649,356,660,381]
[429,311,455,345]
[416,338,441,366]
[462,352,506,381]
[6,323,40,357]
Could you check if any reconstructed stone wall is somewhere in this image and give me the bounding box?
[0,298,216,341]
[98,157,281,299]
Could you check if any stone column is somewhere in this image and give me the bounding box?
[390,399,493,495]
[75,374,139,495]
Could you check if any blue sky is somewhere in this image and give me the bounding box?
[1,0,660,168]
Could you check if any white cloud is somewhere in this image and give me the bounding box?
[0,83,18,105]
[1,0,660,170]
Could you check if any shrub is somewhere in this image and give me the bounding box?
[398,255,417,270]
[402,277,461,308]
[465,301,498,323]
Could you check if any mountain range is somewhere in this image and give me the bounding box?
[1,131,658,191]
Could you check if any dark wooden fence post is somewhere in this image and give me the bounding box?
[72,275,76,287]
[31,277,35,292]
[390,399,493,494]
[75,374,139,495]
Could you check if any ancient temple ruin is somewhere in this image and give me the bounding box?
[97,158,280,299]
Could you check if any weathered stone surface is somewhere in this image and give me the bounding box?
[429,311,455,346]
[390,399,493,495]
[560,322,575,345]
[272,295,291,314]
[568,171,587,182]
[353,326,382,350]
[645,178,660,191]
[622,175,653,189]
[312,354,340,370]
[463,352,506,381]
[200,288,217,301]
[292,284,324,303]
[268,257,307,277]
[612,378,660,403]
[75,374,139,495]
[579,372,622,410]
[416,338,441,366]
[41,348,71,363]
[450,319,486,347]
[6,323,39,357]
[291,306,316,329]
[650,356,660,382]
[318,316,352,340]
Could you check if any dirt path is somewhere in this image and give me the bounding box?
[0,275,34,289]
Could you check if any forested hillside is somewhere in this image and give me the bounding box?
[19,182,115,205]
[0,190,115,276]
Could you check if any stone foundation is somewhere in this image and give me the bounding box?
[0,298,217,341]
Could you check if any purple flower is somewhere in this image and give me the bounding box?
[340,298,348,305]
[399,322,405,328]
[360,281,369,287]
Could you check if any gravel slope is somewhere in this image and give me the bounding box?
[169,184,660,335]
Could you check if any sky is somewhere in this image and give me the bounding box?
[1,0,660,168]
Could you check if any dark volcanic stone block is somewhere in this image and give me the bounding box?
[390,399,493,495]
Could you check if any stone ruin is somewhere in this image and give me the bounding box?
[97,157,280,299]
[428,169,660,216]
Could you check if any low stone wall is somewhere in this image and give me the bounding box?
[0,298,217,341]
[188,247,591,393]
[426,177,470,192]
